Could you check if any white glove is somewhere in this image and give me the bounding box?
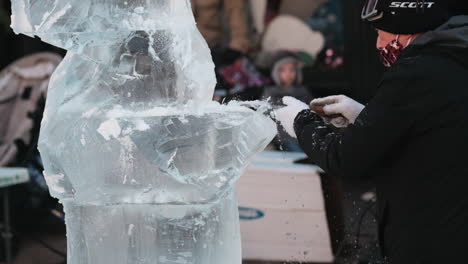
[275,96,309,138]
[310,95,365,128]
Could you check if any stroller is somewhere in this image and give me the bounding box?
[0,52,63,262]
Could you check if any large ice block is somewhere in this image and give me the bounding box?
[11,0,276,263]
[12,0,217,104]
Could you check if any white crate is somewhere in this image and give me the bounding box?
[237,151,333,263]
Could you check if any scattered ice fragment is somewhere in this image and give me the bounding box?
[43,172,65,194]
[82,107,99,119]
[133,120,150,131]
[97,119,121,140]
[128,224,135,236]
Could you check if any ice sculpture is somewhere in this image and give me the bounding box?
[10,1,276,263]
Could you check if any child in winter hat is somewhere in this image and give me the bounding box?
[263,54,311,104]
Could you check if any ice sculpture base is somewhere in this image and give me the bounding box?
[64,191,241,264]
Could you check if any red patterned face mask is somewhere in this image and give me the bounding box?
[379,37,405,67]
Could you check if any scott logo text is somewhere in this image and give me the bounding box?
[389,2,435,8]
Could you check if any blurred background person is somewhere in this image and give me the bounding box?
[263,51,312,152]
[263,52,311,104]
[192,0,259,102]
[192,0,250,54]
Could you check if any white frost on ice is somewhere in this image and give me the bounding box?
[36,3,72,31]
[134,7,145,14]
[167,150,177,166]
[159,256,189,264]
[10,0,33,33]
[128,224,135,236]
[134,119,150,131]
[117,136,136,152]
[43,172,65,194]
[97,119,121,140]
[82,107,99,118]
[218,143,232,149]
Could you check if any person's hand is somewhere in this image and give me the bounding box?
[310,95,365,128]
[275,96,309,138]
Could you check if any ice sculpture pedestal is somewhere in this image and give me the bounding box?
[65,193,241,263]
[11,1,276,263]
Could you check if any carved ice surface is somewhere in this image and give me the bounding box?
[11,1,276,263]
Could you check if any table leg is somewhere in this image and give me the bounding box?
[2,189,12,264]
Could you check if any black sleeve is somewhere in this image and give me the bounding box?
[294,78,418,179]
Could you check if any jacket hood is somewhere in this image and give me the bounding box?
[403,15,468,68]
[271,57,303,86]
[410,16,468,49]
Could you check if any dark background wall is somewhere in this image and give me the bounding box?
[343,0,384,103]
[288,0,385,104]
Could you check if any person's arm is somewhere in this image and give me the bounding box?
[223,0,250,53]
[294,80,417,179]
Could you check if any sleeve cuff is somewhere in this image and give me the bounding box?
[294,109,321,136]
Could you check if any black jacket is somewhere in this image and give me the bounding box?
[295,16,468,264]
